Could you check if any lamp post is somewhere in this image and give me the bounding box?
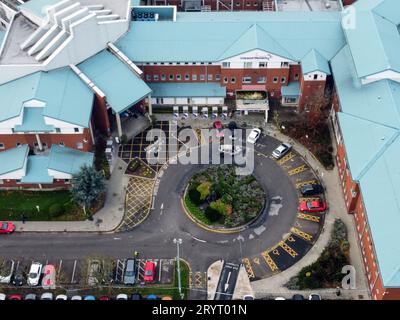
[173,238,183,296]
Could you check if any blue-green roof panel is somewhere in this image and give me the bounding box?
[281,82,300,97]
[0,145,29,175]
[47,145,94,175]
[301,49,331,75]
[21,156,53,184]
[14,108,54,133]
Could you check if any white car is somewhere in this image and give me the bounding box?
[27,262,42,286]
[246,128,261,144]
[116,294,128,300]
[0,293,6,300]
[71,295,82,300]
[219,144,242,156]
[272,143,292,159]
[0,260,14,284]
[275,297,286,300]
[40,292,53,300]
[309,293,322,300]
[55,294,68,300]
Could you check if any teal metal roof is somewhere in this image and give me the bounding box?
[0,68,94,127]
[331,42,400,287]
[301,49,331,75]
[281,82,300,97]
[21,156,53,184]
[343,0,400,78]
[47,145,94,175]
[19,0,61,18]
[0,145,29,175]
[78,50,152,114]
[14,108,54,133]
[148,82,226,97]
[117,11,345,63]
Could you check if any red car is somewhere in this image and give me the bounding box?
[213,120,224,138]
[0,222,15,234]
[298,198,326,213]
[8,294,23,300]
[99,296,110,301]
[143,261,156,283]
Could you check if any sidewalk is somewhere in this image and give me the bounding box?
[251,123,370,300]
[14,159,128,233]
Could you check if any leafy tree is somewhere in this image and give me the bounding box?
[197,182,211,201]
[71,165,106,217]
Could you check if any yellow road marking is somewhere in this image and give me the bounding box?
[279,241,298,258]
[261,251,279,272]
[288,164,308,176]
[241,258,255,279]
[291,227,313,242]
[277,152,295,165]
[297,213,321,223]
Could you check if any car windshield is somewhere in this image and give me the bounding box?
[0,223,7,229]
[29,272,37,278]
[125,271,134,277]
[307,201,318,208]
[145,270,153,276]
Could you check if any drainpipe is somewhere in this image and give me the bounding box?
[148,94,153,116]
[115,112,122,138]
[35,133,43,151]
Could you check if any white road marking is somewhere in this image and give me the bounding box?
[191,235,207,243]
[269,196,283,216]
[249,234,255,240]
[254,225,266,236]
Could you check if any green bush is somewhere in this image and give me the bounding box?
[209,199,229,216]
[48,203,65,217]
[205,206,222,222]
[188,188,202,205]
[317,150,334,168]
[121,134,128,145]
[196,182,211,201]
[129,160,140,172]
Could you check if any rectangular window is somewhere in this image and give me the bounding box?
[76,142,84,149]
[208,74,213,81]
[281,77,286,84]
[273,77,278,83]
[257,76,266,83]
[74,127,79,133]
[259,62,267,68]
[294,73,299,80]
[242,76,252,84]
[200,74,205,81]
[244,62,252,69]
[313,74,318,80]
[281,62,289,68]
[59,142,65,146]
[146,74,151,81]
[0,143,4,149]
[55,128,61,133]
[215,74,221,81]
[169,74,174,80]
[161,74,166,81]
[192,74,198,81]
[223,77,228,84]
[176,74,182,80]
[185,73,190,81]
[153,74,159,81]
[222,62,230,68]
[231,77,236,83]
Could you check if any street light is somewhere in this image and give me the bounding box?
[173,238,183,296]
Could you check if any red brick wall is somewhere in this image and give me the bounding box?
[332,88,340,112]
[298,75,326,112]
[92,94,111,134]
[0,129,93,152]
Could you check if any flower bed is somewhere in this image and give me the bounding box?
[184,165,266,228]
[125,158,156,179]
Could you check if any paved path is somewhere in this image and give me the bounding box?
[251,123,370,300]
[12,158,128,233]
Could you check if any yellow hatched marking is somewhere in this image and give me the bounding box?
[299,197,320,202]
[261,251,279,272]
[277,152,295,165]
[296,180,318,188]
[189,271,193,287]
[288,164,308,176]
[297,213,321,223]
[291,227,313,242]
[241,258,255,279]
[279,241,298,258]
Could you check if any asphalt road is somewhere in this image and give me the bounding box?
[0,134,302,293]
[214,262,240,300]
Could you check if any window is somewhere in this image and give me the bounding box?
[313,74,318,80]
[223,77,228,84]
[284,97,298,104]
[55,128,61,133]
[169,74,174,80]
[259,62,267,68]
[161,74,166,81]
[222,62,230,68]
[160,62,164,65]
[74,127,79,133]
[294,73,299,80]
[200,74,205,81]
[244,62,252,69]
[16,143,21,147]
[257,76,266,83]
[185,73,190,81]
[153,74,159,81]
[231,77,236,83]
[208,74,213,81]
[242,76,252,84]
[0,143,4,149]
[168,62,173,65]
[176,74,182,80]
[215,74,221,81]
[273,77,278,83]
[184,62,189,65]
[281,77,286,84]
[64,179,70,184]
[192,74,197,81]
[281,62,289,68]
[177,62,181,65]
[193,62,197,65]
[146,74,151,81]
[76,142,84,149]
[59,142,65,146]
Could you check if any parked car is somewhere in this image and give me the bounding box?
[246,128,261,144]
[0,260,15,284]
[298,198,327,213]
[292,294,305,300]
[143,261,156,283]
[300,184,324,196]
[0,293,6,301]
[11,269,25,286]
[272,143,292,159]
[213,120,224,138]
[24,294,37,300]
[275,297,286,300]
[123,258,137,285]
[116,294,128,300]
[243,295,254,300]
[87,259,102,286]
[42,264,56,289]
[55,295,68,300]
[146,294,160,300]
[71,295,82,300]
[27,262,42,286]
[8,294,23,300]
[99,296,110,301]
[219,144,242,156]
[309,293,322,300]
[84,295,96,300]
[131,293,142,300]
[0,222,15,234]
[40,292,53,300]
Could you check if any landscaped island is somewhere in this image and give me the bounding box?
[184,165,266,228]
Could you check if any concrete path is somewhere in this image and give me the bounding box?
[251,123,370,300]
[13,159,128,233]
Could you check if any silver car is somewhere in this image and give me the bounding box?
[272,143,292,159]
[0,260,14,284]
[123,259,137,285]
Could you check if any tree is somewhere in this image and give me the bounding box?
[71,165,106,217]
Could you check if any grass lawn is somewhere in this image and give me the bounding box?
[0,190,86,221]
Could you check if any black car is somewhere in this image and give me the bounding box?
[300,184,324,196]
[12,270,24,286]
[131,293,142,300]
[292,294,305,300]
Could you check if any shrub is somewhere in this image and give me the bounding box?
[209,199,229,216]
[205,206,222,222]
[128,160,140,172]
[188,188,202,205]
[120,134,128,145]
[48,203,65,217]
[196,182,211,201]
